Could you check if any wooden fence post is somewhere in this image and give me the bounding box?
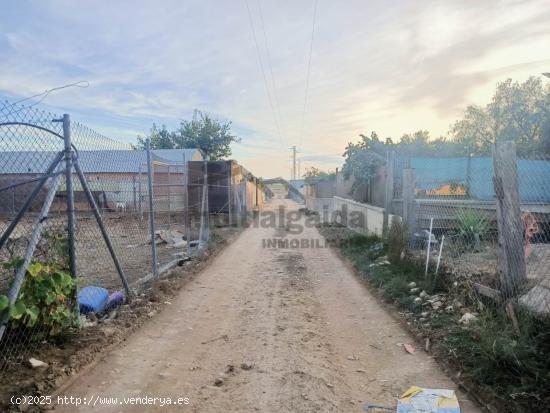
[383,151,395,235]
[492,140,526,298]
[402,167,416,241]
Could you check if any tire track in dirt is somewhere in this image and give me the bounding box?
[52,198,481,413]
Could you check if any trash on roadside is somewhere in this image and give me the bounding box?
[28,357,48,369]
[153,229,187,248]
[397,386,460,413]
[79,286,109,314]
[105,291,125,310]
[404,343,415,354]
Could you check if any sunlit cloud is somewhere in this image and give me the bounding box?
[1,0,549,178]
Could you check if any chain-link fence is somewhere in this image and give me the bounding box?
[305,144,550,319]
[393,147,550,317]
[0,100,261,372]
[0,101,71,372]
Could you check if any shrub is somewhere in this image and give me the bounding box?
[455,208,490,252]
[2,259,77,336]
[1,232,77,336]
[386,217,408,264]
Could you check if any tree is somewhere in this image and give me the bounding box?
[303,167,335,184]
[136,110,240,160]
[171,110,240,160]
[341,132,386,195]
[136,124,173,149]
[450,77,550,156]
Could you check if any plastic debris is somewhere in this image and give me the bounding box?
[29,357,48,369]
[404,343,415,354]
[105,291,125,311]
[79,286,109,314]
[397,386,460,413]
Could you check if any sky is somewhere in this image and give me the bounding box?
[1,0,549,178]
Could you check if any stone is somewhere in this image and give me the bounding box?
[459,312,477,325]
[519,285,550,315]
[102,327,116,337]
[240,362,253,371]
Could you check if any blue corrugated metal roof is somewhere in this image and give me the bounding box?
[0,149,202,174]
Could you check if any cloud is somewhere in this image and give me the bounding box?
[1,0,549,177]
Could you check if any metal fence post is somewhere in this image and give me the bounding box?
[73,160,133,297]
[0,169,64,341]
[183,153,191,255]
[132,175,137,213]
[62,114,78,308]
[198,160,209,248]
[228,161,232,226]
[383,150,395,235]
[493,140,526,298]
[167,164,172,231]
[145,139,158,277]
[402,167,416,242]
[138,164,143,223]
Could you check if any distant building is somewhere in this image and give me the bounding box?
[0,149,202,213]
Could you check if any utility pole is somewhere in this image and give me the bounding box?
[298,159,301,180]
[291,146,297,180]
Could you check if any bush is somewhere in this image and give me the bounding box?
[455,208,490,252]
[386,217,408,264]
[1,258,77,336]
[1,232,77,336]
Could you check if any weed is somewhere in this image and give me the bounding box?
[317,223,550,412]
[455,208,491,252]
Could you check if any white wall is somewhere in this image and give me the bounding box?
[306,195,388,236]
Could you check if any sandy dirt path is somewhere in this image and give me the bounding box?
[54,197,480,413]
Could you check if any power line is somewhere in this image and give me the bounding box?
[12,81,90,107]
[244,0,286,149]
[298,0,318,148]
[256,0,284,139]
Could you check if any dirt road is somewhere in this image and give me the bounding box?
[54,198,480,412]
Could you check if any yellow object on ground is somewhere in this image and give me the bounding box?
[397,386,461,413]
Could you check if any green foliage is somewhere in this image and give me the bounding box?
[3,259,77,335]
[451,76,550,156]
[338,76,550,163]
[326,226,441,306]
[136,110,241,160]
[317,223,550,412]
[441,309,550,412]
[455,208,490,252]
[138,124,174,150]
[2,232,77,336]
[386,218,408,264]
[341,132,386,194]
[0,294,9,312]
[302,166,335,184]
